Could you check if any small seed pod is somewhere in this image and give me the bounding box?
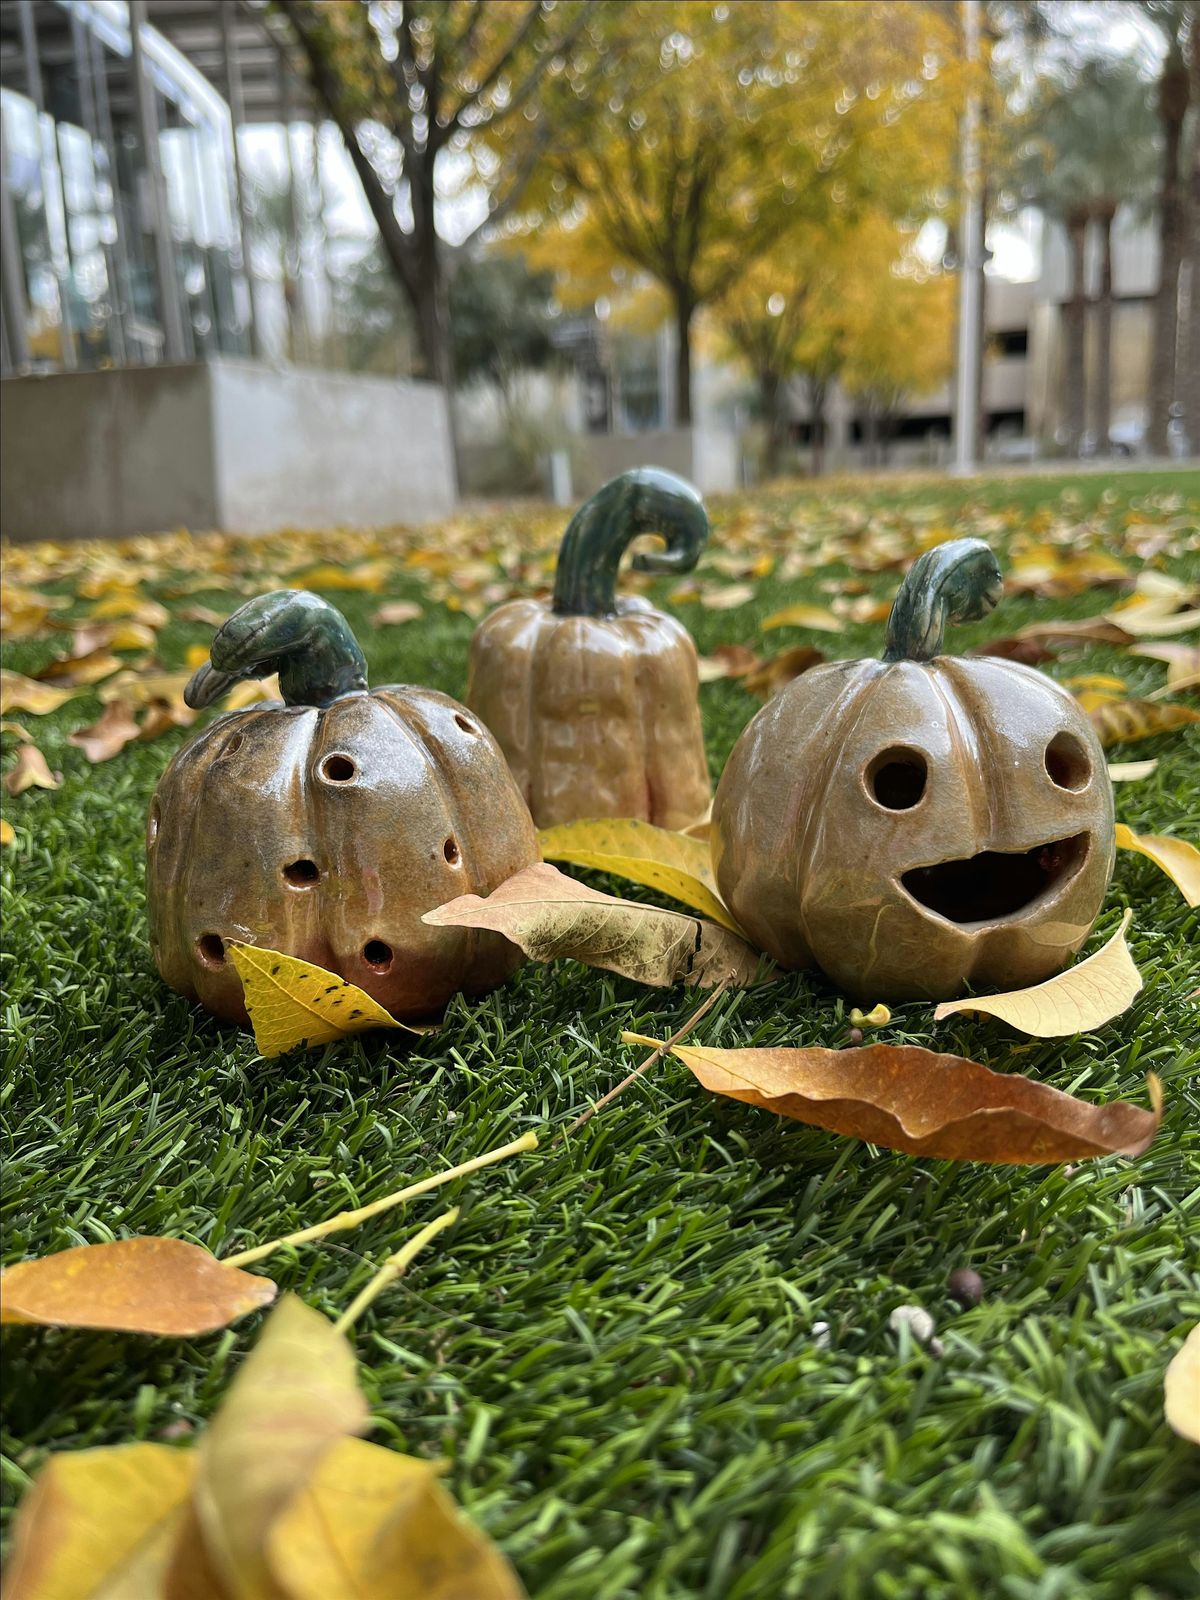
[146,590,538,1024]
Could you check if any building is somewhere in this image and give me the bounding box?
[0,0,454,541]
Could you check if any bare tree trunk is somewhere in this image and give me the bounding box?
[1091,203,1115,453]
[864,403,880,469]
[1149,59,1190,456]
[673,293,694,426]
[1183,27,1200,454]
[760,369,786,478]
[1062,210,1089,455]
[808,376,828,476]
[974,202,988,461]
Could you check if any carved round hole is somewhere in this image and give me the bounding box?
[283,858,319,886]
[867,748,928,811]
[147,802,160,847]
[443,836,461,865]
[363,939,393,972]
[454,713,477,736]
[197,934,226,967]
[1045,732,1090,791]
[320,753,357,783]
[224,732,244,756]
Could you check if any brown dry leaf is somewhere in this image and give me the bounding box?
[178,603,227,626]
[742,644,827,698]
[424,862,763,989]
[4,744,61,796]
[68,700,141,764]
[1115,824,1200,906]
[761,603,844,633]
[70,620,159,655]
[139,697,199,741]
[933,911,1141,1035]
[631,1033,1159,1162]
[1164,1323,1200,1445]
[1108,759,1159,782]
[970,636,1057,666]
[192,1293,369,1600]
[98,668,192,708]
[1012,618,1135,650]
[1077,690,1200,748]
[228,942,410,1057]
[537,818,741,931]
[696,643,762,682]
[372,600,424,626]
[0,670,79,716]
[265,1437,526,1600]
[0,1237,275,1336]
[34,647,125,688]
[3,1443,195,1600]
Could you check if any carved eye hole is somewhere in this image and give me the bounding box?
[443,836,461,865]
[363,939,393,972]
[454,714,477,736]
[197,934,226,967]
[224,733,244,757]
[320,753,357,783]
[283,858,319,886]
[1045,732,1091,791]
[867,748,928,810]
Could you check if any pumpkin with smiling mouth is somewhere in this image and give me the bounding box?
[710,538,1115,1001]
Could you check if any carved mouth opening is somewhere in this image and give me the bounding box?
[901,833,1089,925]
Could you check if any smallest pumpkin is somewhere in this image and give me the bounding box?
[467,468,711,830]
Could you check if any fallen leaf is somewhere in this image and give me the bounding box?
[1062,673,1129,694]
[34,646,125,687]
[761,603,843,633]
[630,1034,1159,1162]
[266,1437,525,1600]
[1105,600,1200,637]
[290,560,392,592]
[87,593,170,627]
[4,744,60,795]
[1164,1323,1200,1445]
[1,818,14,846]
[424,862,763,989]
[193,1294,370,1600]
[70,620,160,655]
[185,643,211,669]
[3,1443,195,1600]
[139,697,199,741]
[372,600,424,626]
[68,700,141,764]
[1012,618,1135,650]
[98,668,192,708]
[537,818,741,931]
[742,644,827,698]
[0,670,78,716]
[0,1237,275,1335]
[700,582,758,611]
[1115,825,1200,907]
[178,604,226,626]
[969,635,1057,665]
[695,643,761,682]
[933,911,1142,1035]
[1132,641,1200,687]
[1077,691,1200,748]
[849,1004,891,1028]
[0,720,34,741]
[1108,759,1158,782]
[228,942,408,1057]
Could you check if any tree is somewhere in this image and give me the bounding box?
[449,251,559,401]
[499,0,965,426]
[277,1,590,447]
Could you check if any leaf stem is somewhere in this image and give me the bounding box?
[222,1131,538,1266]
[334,1207,459,1334]
[553,977,732,1144]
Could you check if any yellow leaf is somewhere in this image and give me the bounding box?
[1132,641,1200,687]
[193,1294,369,1600]
[1,817,14,846]
[424,862,764,990]
[1062,673,1128,694]
[1107,759,1158,782]
[0,1237,275,1335]
[290,560,392,592]
[700,582,757,610]
[1104,601,1200,637]
[1077,691,1200,748]
[266,1437,526,1600]
[1164,1323,1200,1445]
[537,818,742,932]
[185,643,210,669]
[372,601,424,626]
[227,942,407,1058]
[0,670,78,716]
[3,1443,195,1600]
[35,647,125,688]
[849,1004,891,1028]
[88,593,171,627]
[761,604,844,633]
[4,744,60,795]
[933,911,1142,1036]
[1115,825,1200,907]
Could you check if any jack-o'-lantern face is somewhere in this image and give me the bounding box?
[712,540,1116,1001]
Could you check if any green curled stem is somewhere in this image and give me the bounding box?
[883,538,1003,663]
[184,589,368,710]
[551,467,709,617]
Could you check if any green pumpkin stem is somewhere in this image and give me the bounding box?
[184,590,368,710]
[883,539,1003,663]
[551,468,709,618]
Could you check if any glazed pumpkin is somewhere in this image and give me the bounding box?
[712,538,1115,1001]
[466,468,711,829]
[147,590,538,1024]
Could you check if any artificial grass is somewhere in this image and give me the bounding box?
[2,468,1198,1598]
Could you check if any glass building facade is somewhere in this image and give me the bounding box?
[0,0,310,376]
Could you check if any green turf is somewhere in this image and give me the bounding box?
[2,468,1198,1598]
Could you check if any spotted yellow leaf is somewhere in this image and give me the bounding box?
[537,817,741,931]
[933,911,1142,1036]
[1115,825,1200,907]
[227,943,411,1057]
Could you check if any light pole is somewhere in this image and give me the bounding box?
[952,0,984,476]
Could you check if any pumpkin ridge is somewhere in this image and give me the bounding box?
[925,662,989,843]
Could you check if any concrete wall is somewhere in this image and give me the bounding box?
[0,359,455,542]
[575,426,740,498]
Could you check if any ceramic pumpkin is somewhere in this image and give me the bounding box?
[147,590,538,1024]
[711,538,1115,1001]
[466,467,711,829]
